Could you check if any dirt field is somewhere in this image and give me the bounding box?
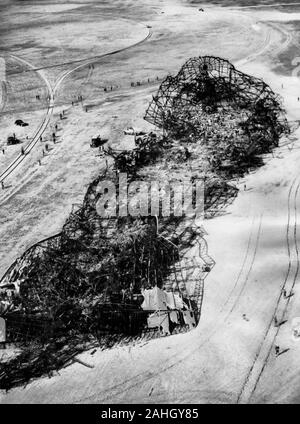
[2,0,300,404]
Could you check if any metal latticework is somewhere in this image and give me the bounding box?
[144,55,289,141]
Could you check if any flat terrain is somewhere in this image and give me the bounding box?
[1,0,300,404]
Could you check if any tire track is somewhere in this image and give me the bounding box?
[0,54,53,184]
[249,183,300,401]
[221,216,257,311]
[237,177,300,403]
[0,25,152,204]
[228,217,263,315]
[0,27,152,183]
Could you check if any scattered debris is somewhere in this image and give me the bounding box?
[124,127,146,136]
[145,55,289,177]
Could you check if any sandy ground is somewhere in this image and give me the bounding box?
[1,0,300,404]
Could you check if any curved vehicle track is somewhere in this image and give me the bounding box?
[237,177,300,403]
[0,24,152,188]
[0,54,54,183]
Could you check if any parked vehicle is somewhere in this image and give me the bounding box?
[15,119,29,127]
[90,135,108,148]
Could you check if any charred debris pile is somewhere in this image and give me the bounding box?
[145,55,289,174]
[0,206,201,389]
[0,56,289,390]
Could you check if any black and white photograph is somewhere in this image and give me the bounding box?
[0,0,299,407]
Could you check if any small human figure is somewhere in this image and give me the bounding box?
[242,313,249,321]
[42,149,45,157]
[55,124,58,130]
[275,345,280,355]
[2,148,5,154]
[1,181,4,190]
[60,113,62,120]
[21,147,24,155]
[40,136,43,142]
[38,159,41,166]
[45,143,49,151]
[274,317,278,327]
[283,289,287,298]
[244,184,247,191]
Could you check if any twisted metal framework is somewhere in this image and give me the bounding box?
[144,55,289,142]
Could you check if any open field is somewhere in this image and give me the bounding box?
[2,0,300,404]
